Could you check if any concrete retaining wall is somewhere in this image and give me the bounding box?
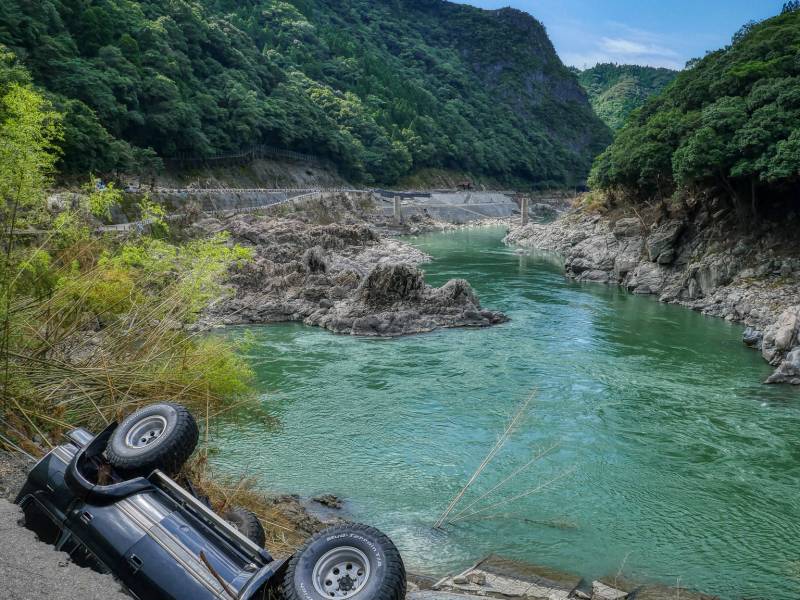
[377,191,519,224]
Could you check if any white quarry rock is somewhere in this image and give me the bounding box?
[591,581,628,600]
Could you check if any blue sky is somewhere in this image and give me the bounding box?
[453,1,786,70]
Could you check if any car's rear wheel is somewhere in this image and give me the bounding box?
[106,403,198,476]
[224,506,266,547]
[283,523,405,600]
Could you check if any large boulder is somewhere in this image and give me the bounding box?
[685,255,739,299]
[432,279,479,306]
[742,327,763,349]
[646,220,684,264]
[765,347,800,384]
[612,217,642,238]
[626,262,666,295]
[302,246,328,273]
[762,306,800,364]
[358,264,425,306]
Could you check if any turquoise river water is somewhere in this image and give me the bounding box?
[213,227,800,599]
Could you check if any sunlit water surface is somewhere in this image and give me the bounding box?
[213,227,800,599]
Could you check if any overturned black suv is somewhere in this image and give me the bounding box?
[16,402,406,600]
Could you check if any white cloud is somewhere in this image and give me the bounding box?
[600,37,678,59]
[560,29,684,70]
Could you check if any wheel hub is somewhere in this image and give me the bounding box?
[124,415,168,449]
[312,546,370,599]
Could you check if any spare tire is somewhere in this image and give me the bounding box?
[283,523,405,600]
[106,403,198,476]
[224,507,266,548]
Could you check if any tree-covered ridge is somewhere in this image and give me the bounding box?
[589,8,800,215]
[576,63,677,131]
[0,0,610,187]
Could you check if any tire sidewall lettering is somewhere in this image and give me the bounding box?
[292,526,400,600]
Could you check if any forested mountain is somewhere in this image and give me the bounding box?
[576,64,677,131]
[590,6,800,216]
[0,0,611,186]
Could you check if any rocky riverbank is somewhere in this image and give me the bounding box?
[196,214,507,336]
[505,203,800,384]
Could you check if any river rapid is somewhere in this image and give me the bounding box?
[213,226,800,599]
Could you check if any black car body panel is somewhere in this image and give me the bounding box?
[16,425,286,600]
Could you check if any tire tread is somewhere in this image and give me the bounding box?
[225,506,266,548]
[106,403,199,476]
[282,523,406,600]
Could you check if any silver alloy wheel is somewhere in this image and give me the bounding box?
[124,415,168,449]
[311,546,371,599]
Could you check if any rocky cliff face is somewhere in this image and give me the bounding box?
[505,205,800,384]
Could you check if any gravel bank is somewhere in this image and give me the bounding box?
[0,450,30,502]
[0,499,130,600]
[0,451,131,600]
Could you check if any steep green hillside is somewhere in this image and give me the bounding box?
[577,63,677,130]
[0,0,611,186]
[590,6,800,215]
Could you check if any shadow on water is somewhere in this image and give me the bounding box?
[213,226,800,600]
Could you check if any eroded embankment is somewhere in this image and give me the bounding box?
[505,206,800,384]
[197,214,507,336]
[0,452,130,600]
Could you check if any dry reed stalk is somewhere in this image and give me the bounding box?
[433,390,535,529]
[184,455,315,557]
[449,467,575,523]
[449,441,559,521]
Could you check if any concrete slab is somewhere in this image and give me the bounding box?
[434,554,583,600]
[592,581,628,599]
[409,592,489,600]
[596,576,720,600]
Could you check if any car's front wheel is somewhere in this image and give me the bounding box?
[283,523,405,600]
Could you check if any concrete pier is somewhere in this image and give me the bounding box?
[394,195,404,224]
[521,196,529,225]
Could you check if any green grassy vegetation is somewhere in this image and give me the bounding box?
[576,64,677,131]
[589,6,800,217]
[0,0,610,188]
[0,59,256,452]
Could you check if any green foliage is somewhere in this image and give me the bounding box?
[589,10,800,213]
[137,194,167,235]
[0,1,610,186]
[85,178,123,220]
[0,69,255,440]
[110,233,253,319]
[0,83,61,229]
[576,63,677,131]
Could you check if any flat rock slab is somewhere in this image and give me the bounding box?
[435,554,583,600]
[409,592,490,600]
[597,577,719,600]
[0,499,130,600]
[593,581,629,599]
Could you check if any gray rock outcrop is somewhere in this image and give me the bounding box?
[504,207,800,384]
[198,215,507,336]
